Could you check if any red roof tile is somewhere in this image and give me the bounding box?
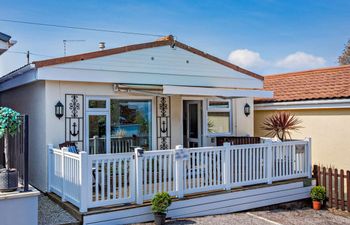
[256,65,350,103]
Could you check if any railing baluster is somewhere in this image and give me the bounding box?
[118,158,122,199]
[113,160,116,200]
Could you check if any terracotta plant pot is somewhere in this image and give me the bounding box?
[313,200,321,210]
[154,212,166,225]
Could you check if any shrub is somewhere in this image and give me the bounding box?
[310,186,326,201]
[151,192,172,214]
[261,111,302,141]
[0,107,21,170]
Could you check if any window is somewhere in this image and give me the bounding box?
[207,100,231,135]
[89,100,106,108]
[110,99,152,151]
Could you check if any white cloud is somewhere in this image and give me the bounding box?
[227,49,267,69]
[276,51,326,70]
[227,49,327,74]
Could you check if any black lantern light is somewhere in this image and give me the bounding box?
[55,101,64,119]
[244,103,250,117]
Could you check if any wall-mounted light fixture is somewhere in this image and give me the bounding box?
[244,103,250,117]
[55,101,64,119]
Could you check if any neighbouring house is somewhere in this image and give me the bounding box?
[255,65,350,170]
[0,32,16,55]
[0,35,313,224]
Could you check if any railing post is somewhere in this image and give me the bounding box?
[79,151,88,213]
[61,148,66,202]
[47,144,53,192]
[266,139,273,184]
[175,145,184,198]
[223,142,231,190]
[134,147,144,204]
[304,137,312,178]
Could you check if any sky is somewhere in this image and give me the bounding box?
[0,0,349,76]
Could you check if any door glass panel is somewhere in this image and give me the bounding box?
[110,99,152,152]
[189,104,198,139]
[88,115,106,154]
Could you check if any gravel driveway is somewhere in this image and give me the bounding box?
[38,194,78,225]
[137,207,350,225]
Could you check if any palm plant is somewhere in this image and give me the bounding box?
[261,111,302,141]
[0,107,21,170]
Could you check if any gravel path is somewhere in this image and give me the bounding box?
[38,194,78,225]
[137,208,350,225]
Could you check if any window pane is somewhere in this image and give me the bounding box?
[110,99,152,152]
[88,115,106,154]
[89,100,106,108]
[208,101,229,109]
[208,112,230,134]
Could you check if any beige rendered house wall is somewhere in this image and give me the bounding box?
[254,108,350,170]
[46,81,255,150]
[0,81,47,191]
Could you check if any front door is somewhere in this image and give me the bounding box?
[185,101,202,148]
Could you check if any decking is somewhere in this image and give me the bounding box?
[48,177,314,225]
[47,139,312,224]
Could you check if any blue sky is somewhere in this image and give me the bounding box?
[0,0,349,75]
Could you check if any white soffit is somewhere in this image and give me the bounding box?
[163,85,273,98]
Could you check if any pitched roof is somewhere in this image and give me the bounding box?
[32,35,263,81]
[256,65,350,103]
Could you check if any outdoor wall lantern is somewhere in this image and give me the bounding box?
[244,103,251,117]
[55,101,64,119]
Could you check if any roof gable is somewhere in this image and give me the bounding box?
[33,35,263,81]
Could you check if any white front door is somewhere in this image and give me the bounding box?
[185,100,202,148]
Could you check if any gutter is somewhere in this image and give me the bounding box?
[254,99,350,110]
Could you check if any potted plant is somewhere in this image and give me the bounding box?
[261,111,302,141]
[151,192,172,225]
[310,186,326,210]
[0,107,21,192]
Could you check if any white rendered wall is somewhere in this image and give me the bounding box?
[0,81,47,191]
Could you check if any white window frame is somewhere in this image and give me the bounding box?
[85,95,156,152]
[206,99,232,137]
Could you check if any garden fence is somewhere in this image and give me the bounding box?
[313,165,350,212]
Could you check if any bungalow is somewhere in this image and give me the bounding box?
[254,65,350,170]
[0,35,313,224]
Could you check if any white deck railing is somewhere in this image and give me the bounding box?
[48,138,312,212]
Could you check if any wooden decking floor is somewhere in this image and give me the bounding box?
[47,177,312,220]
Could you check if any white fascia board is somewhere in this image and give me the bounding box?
[37,66,263,89]
[255,99,350,110]
[163,85,273,98]
[0,66,37,92]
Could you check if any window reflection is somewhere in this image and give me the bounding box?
[110,100,152,152]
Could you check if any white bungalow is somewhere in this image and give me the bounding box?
[0,36,313,224]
